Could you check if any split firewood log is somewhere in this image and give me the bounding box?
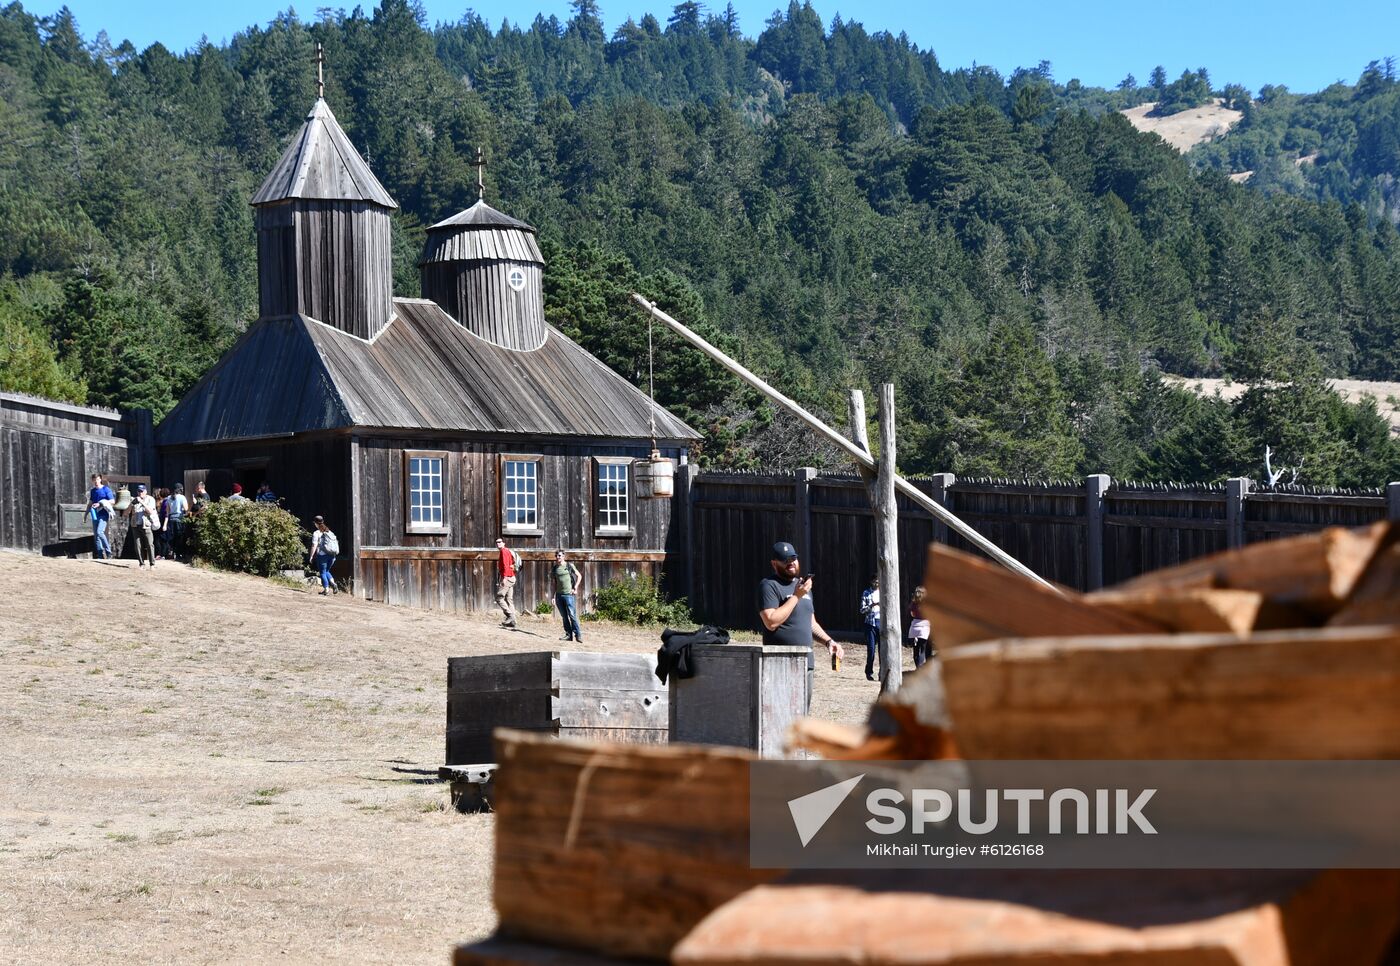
[673,869,1400,966]
[940,624,1400,760]
[922,543,1166,649]
[1329,539,1400,627]
[1116,522,1392,619]
[1085,587,1264,636]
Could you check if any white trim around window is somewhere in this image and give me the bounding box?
[404,450,449,535]
[594,456,633,536]
[501,454,543,534]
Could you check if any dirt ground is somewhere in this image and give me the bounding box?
[0,552,884,965]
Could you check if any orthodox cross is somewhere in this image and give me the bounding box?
[473,146,486,201]
[316,43,325,99]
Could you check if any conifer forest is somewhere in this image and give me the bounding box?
[2,1,1400,485]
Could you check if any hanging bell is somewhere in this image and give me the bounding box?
[634,449,675,499]
[113,486,133,512]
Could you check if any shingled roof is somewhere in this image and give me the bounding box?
[251,99,397,209]
[156,299,698,445]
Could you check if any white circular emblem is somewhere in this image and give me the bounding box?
[507,267,527,291]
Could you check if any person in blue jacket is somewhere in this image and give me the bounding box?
[88,473,114,559]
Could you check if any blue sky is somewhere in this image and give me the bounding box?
[36,1,1400,94]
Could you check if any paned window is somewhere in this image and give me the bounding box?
[596,459,630,532]
[503,458,539,530]
[405,451,447,534]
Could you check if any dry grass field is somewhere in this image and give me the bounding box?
[0,551,880,965]
[1166,376,1400,436]
[1121,99,1242,152]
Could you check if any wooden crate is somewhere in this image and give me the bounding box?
[669,643,809,759]
[446,651,667,765]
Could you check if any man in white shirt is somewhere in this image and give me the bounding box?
[126,484,159,567]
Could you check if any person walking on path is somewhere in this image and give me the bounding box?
[758,540,844,713]
[494,537,521,628]
[552,550,584,642]
[859,574,881,682]
[88,474,114,560]
[165,484,189,561]
[308,515,339,595]
[126,483,159,567]
[908,585,933,668]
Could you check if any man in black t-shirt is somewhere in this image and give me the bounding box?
[758,540,844,712]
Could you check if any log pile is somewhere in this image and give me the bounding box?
[457,524,1400,966]
[925,522,1400,760]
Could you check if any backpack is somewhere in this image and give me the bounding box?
[321,531,340,555]
[510,549,522,573]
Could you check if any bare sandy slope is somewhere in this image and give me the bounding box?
[0,552,880,965]
[1121,99,1242,152]
[1166,376,1400,435]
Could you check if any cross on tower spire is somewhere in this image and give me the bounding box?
[316,43,325,99]
[473,146,486,201]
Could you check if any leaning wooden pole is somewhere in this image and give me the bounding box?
[630,294,1055,590]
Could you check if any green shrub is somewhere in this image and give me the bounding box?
[533,599,553,616]
[591,572,691,626]
[188,500,307,577]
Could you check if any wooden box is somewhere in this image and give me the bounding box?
[445,651,667,765]
[669,643,810,758]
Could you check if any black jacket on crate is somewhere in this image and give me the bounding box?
[655,625,729,684]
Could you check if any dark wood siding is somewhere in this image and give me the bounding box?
[420,260,545,350]
[160,435,353,576]
[353,435,684,613]
[1,394,135,555]
[256,200,393,340]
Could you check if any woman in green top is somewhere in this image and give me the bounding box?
[552,549,584,642]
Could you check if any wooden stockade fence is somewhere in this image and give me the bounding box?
[681,467,1400,638]
[0,392,154,557]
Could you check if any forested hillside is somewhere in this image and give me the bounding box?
[1192,59,1400,224]
[1,1,1399,485]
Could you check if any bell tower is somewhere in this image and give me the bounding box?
[251,45,398,339]
[419,149,546,351]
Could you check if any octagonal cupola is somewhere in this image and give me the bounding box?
[419,152,545,351]
[252,90,398,340]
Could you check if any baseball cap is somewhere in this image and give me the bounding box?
[136,483,147,492]
[771,541,798,562]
